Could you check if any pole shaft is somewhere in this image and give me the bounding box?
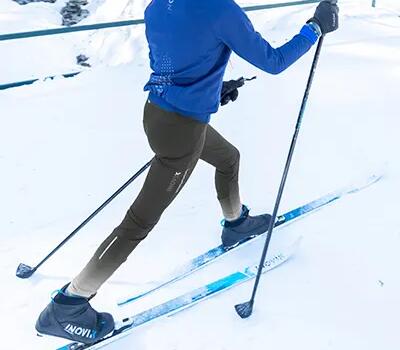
[33,160,152,271]
[249,36,325,304]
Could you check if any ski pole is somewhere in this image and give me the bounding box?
[235,35,326,318]
[16,159,152,279]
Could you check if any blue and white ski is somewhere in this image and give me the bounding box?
[56,174,381,350]
[58,239,301,350]
[117,174,382,306]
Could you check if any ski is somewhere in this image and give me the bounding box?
[117,174,382,306]
[57,239,301,350]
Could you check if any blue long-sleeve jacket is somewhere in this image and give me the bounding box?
[144,0,319,123]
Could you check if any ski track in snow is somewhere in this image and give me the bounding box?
[1,0,400,349]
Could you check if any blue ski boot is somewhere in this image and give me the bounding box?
[36,284,114,344]
[221,205,271,249]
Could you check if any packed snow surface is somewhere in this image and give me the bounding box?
[1,1,399,349]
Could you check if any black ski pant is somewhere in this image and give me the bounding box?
[68,100,242,297]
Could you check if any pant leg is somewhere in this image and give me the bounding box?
[200,125,242,221]
[68,101,207,297]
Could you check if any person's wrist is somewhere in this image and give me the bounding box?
[307,20,323,36]
[300,21,321,44]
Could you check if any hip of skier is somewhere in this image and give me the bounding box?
[36,0,339,344]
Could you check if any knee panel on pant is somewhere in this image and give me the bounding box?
[231,147,240,168]
[115,209,156,242]
[220,147,240,175]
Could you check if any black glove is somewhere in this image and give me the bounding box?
[308,1,339,35]
[220,78,245,106]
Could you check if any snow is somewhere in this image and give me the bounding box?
[1,0,400,349]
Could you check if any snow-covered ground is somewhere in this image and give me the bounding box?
[1,0,400,349]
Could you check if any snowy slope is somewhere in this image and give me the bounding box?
[1,1,400,350]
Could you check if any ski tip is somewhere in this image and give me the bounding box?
[280,236,303,258]
[292,236,303,251]
[348,173,384,194]
[16,263,36,279]
[368,174,385,186]
[234,301,254,319]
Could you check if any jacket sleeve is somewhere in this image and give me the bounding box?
[214,0,318,75]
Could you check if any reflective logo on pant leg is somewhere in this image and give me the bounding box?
[166,170,188,193]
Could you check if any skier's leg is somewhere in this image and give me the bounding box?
[200,125,271,248]
[36,102,207,343]
[200,125,242,221]
[68,101,207,298]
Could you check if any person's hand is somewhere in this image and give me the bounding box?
[308,1,339,35]
[220,78,244,106]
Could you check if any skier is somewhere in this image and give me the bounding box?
[36,0,339,344]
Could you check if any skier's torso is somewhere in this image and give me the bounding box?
[144,0,232,123]
[144,0,317,123]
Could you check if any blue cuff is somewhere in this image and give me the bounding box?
[299,23,321,44]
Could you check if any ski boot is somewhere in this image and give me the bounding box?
[221,205,271,249]
[36,284,114,344]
